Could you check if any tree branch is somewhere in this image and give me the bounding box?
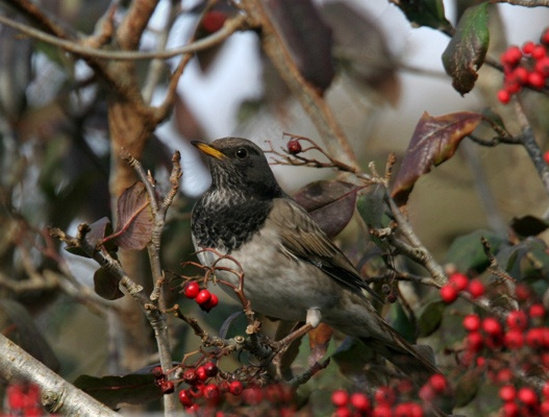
[0,334,120,417]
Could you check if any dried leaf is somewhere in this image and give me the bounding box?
[320,1,400,105]
[93,266,123,300]
[113,182,153,250]
[391,111,483,206]
[264,0,334,92]
[394,0,452,32]
[442,3,490,95]
[510,215,549,237]
[74,373,162,409]
[454,370,479,407]
[293,180,358,238]
[308,323,333,364]
[64,217,113,258]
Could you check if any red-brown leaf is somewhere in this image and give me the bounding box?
[113,182,153,250]
[391,111,483,206]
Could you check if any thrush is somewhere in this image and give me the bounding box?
[190,137,439,384]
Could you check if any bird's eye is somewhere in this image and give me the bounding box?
[235,148,248,159]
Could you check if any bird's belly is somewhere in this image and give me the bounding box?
[194,233,341,322]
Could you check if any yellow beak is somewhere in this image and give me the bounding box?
[191,141,226,160]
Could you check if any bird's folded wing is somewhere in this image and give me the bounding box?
[268,198,381,302]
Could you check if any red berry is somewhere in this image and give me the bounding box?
[419,384,435,402]
[511,66,529,84]
[523,41,536,54]
[151,366,164,379]
[195,289,212,305]
[544,151,549,164]
[482,317,503,336]
[349,392,370,411]
[515,284,531,301]
[229,380,243,396]
[504,329,524,349]
[372,404,393,417]
[184,281,200,299]
[542,28,549,46]
[185,403,200,413]
[334,407,352,417]
[496,368,513,384]
[374,386,396,405]
[440,284,458,304]
[463,314,481,332]
[500,385,516,402]
[543,381,549,399]
[428,374,448,393]
[203,362,218,377]
[160,380,175,394]
[449,272,469,291]
[541,400,549,416]
[502,401,520,417]
[287,139,302,155]
[183,369,198,385]
[196,365,208,381]
[535,57,549,77]
[506,310,528,330]
[501,46,523,66]
[532,44,547,60]
[179,389,194,406]
[331,389,349,407]
[203,384,221,402]
[468,279,485,298]
[201,293,219,312]
[528,71,545,89]
[466,331,484,352]
[526,327,545,348]
[201,10,227,33]
[497,89,511,104]
[242,386,263,405]
[518,387,538,406]
[529,304,546,319]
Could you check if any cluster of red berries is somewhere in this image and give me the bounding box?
[497,27,549,104]
[178,364,295,416]
[2,383,47,417]
[330,374,450,417]
[499,382,549,416]
[152,366,175,395]
[183,281,219,312]
[439,272,484,304]
[462,291,548,360]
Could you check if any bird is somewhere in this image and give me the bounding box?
[190,137,440,385]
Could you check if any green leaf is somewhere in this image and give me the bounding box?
[510,215,549,238]
[445,230,504,273]
[394,0,452,32]
[454,370,480,407]
[418,300,446,337]
[389,302,416,343]
[442,3,490,95]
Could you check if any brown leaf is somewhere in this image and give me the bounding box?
[264,0,334,92]
[293,180,358,238]
[391,111,483,206]
[308,323,333,364]
[112,182,153,250]
[93,265,124,300]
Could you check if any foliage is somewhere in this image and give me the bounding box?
[1,1,549,417]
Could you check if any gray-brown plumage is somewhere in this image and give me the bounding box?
[190,137,439,385]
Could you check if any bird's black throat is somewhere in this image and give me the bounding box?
[191,194,273,253]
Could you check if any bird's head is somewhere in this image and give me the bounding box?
[192,137,283,200]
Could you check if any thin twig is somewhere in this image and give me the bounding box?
[0,12,247,61]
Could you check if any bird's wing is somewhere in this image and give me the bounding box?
[268,198,382,302]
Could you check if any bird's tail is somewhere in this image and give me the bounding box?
[362,319,440,387]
